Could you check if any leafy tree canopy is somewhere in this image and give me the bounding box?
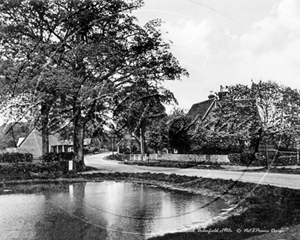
[0,0,188,166]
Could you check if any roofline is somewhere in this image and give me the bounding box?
[17,137,26,147]
[18,128,36,148]
[202,98,216,120]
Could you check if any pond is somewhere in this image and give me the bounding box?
[0,181,229,240]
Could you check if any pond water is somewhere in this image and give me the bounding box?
[0,181,229,240]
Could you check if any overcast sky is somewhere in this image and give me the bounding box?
[133,0,300,110]
[1,0,299,125]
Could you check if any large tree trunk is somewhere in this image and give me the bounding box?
[250,127,263,165]
[41,125,49,155]
[41,102,51,156]
[140,128,144,161]
[73,105,86,171]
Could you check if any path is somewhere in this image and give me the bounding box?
[84,153,300,190]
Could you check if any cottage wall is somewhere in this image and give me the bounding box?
[18,129,43,159]
[18,129,76,159]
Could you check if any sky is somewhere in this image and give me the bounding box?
[1,0,300,125]
[133,0,300,111]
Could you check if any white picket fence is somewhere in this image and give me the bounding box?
[129,153,230,163]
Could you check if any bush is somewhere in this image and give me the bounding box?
[0,152,33,163]
[0,161,70,180]
[228,153,240,164]
[273,155,298,166]
[228,151,255,166]
[42,152,74,162]
[104,153,129,161]
[240,151,255,165]
[86,147,99,154]
[83,147,108,155]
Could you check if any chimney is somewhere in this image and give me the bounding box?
[219,85,228,100]
[208,90,215,99]
[220,85,224,92]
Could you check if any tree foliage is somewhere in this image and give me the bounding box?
[0,0,188,167]
[191,81,300,163]
[0,122,31,149]
[146,107,187,153]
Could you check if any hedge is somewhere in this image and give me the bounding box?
[0,161,69,180]
[42,152,74,162]
[0,152,33,163]
[228,152,257,166]
[272,155,298,166]
[84,147,109,155]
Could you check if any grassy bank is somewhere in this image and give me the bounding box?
[1,171,300,239]
[124,160,300,174]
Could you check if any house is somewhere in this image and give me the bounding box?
[116,133,140,154]
[187,85,231,120]
[187,90,217,121]
[18,128,91,159]
[186,86,279,158]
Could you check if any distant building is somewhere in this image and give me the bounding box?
[186,86,278,157]
[116,133,140,153]
[18,128,91,159]
[187,85,230,121]
[186,90,217,121]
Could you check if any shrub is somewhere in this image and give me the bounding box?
[228,153,240,164]
[273,155,298,166]
[0,152,33,163]
[42,152,74,162]
[0,161,70,180]
[87,147,99,154]
[240,151,255,165]
[228,152,256,166]
[104,153,129,161]
[83,147,108,155]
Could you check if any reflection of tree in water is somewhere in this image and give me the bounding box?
[34,183,109,240]
[30,182,230,240]
[118,183,163,236]
[83,182,160,239]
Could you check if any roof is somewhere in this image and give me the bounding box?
[17,137,25,147]
[48,132,73,146]
[187,98,216,120]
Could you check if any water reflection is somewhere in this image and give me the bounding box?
[0,181,229,240]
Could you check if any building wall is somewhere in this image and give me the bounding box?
[18,129,43,159]
[18,129,74,159]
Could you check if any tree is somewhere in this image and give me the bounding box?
[0,122,31,149]
[112,78,176,155]
[138,107,189,154]
[0,0,188,169]
[168,108,195,154]
[191,84,258,155]
[146,117,170,153]
[192,81,300,165]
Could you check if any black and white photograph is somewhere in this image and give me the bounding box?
[0,0,300,239]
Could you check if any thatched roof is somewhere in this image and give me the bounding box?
[187,98,216,120]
